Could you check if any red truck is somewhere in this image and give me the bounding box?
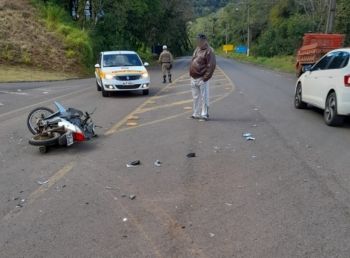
[296,33,345,77]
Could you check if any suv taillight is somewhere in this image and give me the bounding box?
[345,75,350,87]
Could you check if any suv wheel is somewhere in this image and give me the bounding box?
[324,92,344,126]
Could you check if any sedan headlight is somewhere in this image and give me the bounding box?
[105,74,114,80]
[142,72,149,78]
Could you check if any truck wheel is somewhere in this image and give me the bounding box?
[296,63,303,77]
[324,92,344,126]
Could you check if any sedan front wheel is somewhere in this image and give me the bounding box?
[294,84,307,109]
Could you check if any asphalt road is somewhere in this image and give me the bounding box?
[1,57,350,258]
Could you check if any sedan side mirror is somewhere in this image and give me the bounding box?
[95,64,100,68]
[302,65,312,73]
[144,62,149,67]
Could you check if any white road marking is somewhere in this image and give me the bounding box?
[0,90,29,96]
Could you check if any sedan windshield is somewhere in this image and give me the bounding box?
[103,54,142,67]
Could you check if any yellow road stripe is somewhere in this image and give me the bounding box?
[153,83,232,100]
[104,73,189,135]
[28,162,75,205]
[2,162,75,221]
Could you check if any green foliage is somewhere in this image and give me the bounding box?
[219,49,295,74]
[255,14,314,57]
[189,0,350,58]
[91,0,192,57]
[336,0,350,45]
[192,0,229,16]
[32,0,93,68]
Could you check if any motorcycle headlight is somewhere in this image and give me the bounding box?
[105,74,114,80]
[142,72,149,78]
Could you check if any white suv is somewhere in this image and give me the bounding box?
[295,49,350,126]
[95,51,150,97]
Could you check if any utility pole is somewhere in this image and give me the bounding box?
[325,0,336,33]
[247,2,251,56]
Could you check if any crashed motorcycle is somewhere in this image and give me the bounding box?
[27,101,96,153]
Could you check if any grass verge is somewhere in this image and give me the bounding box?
[31,0,93,73]
[218,50,295,74]
[0,65,78,82]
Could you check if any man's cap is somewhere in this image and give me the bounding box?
[197,34,207,40]
[163,45,168,50]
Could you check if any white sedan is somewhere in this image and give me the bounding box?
[95,51,150,97]
[295,49,350,126]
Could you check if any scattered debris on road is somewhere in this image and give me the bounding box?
[37,179,49,185]
[213,146,221,153]
[246,137,255,141]
[126,160,141,168]
[154,160,162,167]
[123,218,128,222]
[129,195,136,200]
[209,233,215,238]
[187,153,196,158]
[243,133,256,141]
[105,186,120,190]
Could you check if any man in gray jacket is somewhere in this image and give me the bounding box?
[189,34,216,121]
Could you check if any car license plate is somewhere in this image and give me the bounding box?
[122,81,134,85]
[66,132,74,146]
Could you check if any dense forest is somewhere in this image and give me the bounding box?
[192,0,230,16]
[189,0,350,57]
[5,0,350,73]
[35,0,193,68]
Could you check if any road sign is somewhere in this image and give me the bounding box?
[223,44,234,53]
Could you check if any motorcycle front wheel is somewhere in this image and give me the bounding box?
[27,107,54,134]
[28,132,60,147]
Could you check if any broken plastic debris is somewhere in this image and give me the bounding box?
[154,160,162,167]
[187,153,196,158]
[37,180,49,185]
[246,137,255,141]
[129,195,136,200]
[126,160,141,168]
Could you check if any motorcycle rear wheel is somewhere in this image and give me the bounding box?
[27,107,54,134]
[29,132,60,147]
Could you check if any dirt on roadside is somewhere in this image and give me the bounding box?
[0,0,82,75]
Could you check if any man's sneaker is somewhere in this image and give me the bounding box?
[199,116,209,122]
[189,115,200,120]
